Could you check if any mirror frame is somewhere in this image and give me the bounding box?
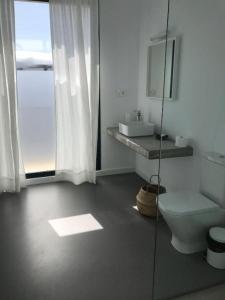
[146,36,179,101]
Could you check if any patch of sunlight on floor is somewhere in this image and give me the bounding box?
[48,214,103,237]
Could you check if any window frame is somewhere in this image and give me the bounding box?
[15,0,101,180]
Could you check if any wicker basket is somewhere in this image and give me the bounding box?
[136,176,166,217]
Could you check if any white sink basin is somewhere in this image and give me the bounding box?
[119,121,155,137]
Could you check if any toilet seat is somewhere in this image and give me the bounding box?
[159,191,219,216]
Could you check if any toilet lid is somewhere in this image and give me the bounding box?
[159,191,219,216]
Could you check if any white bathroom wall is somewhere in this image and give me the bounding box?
[136,0,225,191]
[99,0,141,171]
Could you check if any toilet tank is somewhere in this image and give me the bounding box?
[200,152,225,208]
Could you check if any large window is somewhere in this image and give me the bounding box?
[15,1,55,176]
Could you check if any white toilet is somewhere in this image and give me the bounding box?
[159,152,225,254]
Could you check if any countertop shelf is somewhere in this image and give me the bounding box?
[107,127,193,160]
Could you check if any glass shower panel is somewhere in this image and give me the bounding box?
[154,0,225,299]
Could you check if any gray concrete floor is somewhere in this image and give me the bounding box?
[173,284,225,300]
[154,217,225,300]
[0,174,154,300]
[0,173,225,300]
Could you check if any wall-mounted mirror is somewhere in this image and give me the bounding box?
[147,37,178,100]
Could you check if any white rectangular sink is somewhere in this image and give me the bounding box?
[119,121,155,137]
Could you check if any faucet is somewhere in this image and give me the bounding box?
[134,110,142,121]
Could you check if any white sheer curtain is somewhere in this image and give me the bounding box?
[0,0,25,192]
[49,0,99,185]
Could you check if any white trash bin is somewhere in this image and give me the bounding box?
[207,227,225,269]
